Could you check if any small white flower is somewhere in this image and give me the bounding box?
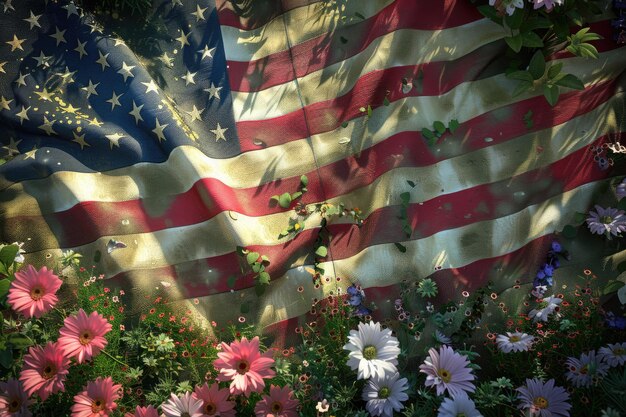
[437,392,483,417]
[11,242,25,263]
[315,399,330,413]
[435,330,452,345]
[496,332,534,353]
[161,392,203,417]
[344,321,400,380]
[528,296,562,322]
[362,372,409,417]
[598,343,626,367]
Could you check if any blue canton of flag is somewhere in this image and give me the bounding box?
[0,0,238,184]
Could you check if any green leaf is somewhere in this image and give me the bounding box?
[258,271,271,285]
[340,36,348,44]
[402,224,412,237]
[341,121,348,128]
[300,175,308,187]
[246,252,260,265]
[618,198,626,211]
[227,275,237,288]
[477,5,502,23]
[507,71,533,82]
[0,245,18,267]
[561,224,578,239]
[366,105,372,118]
[278,192,292,208]
[421,128,435,140]
[523,110,533,129]
[407,180,416,188]
[528,51,545,80]
[604,280,626,295]
[433,121,446,135]
[252,263,262,273]
[0,349,12,369]
[617,261,626,273]
[520,17,552,32]
[315,246,328,257]
[553,74,584,90]
[290,191,302,201]
[504,8,524,30]
[546,63,563,80]
[255,283,266,297]
[543,84,559,106]
[394,242,407,253]
[511,81,532,98]
[448,119,459,134]
[0,279,10,299]
[7,334,31,349]
[383,97,390,106]
[400,192,410,205]
[521,31,544,48]
[354,12,365,20]
[94,250,101,263]
[504,34,523,53]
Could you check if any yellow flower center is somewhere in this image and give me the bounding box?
[8,399,21,412]
[533,396,549,409]
[601,215,614,224]
[237,360,250,374]
[79,330,93,345]
[271,401,283,413]
[509,335,521,342]
[42,364,56,380]
[91,399,105,413]
[204,402,217,415]
[614,348,625,356]
[30,286,44,301]
[363,345,377,360]
[437,368,452,383]
[378,387,390,399]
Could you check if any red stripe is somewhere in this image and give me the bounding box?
[216,0,318,31]
[105,144,620,298]
[234,40,622,150]
[226,0,484,92]
[5,79,617,249]
[263,233,556,343]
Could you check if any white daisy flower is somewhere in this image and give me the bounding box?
[437,392,483,417]
[598,343,626,367]
[496,332,534,353]
[528,296,562,322]
[344,321,400,380]
[362,372,409,417]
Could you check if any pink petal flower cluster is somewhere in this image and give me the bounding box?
[124,406,159,417]
[71,377,122,417]
[194,383,235,417]
[19,342,70,401]
[254,385,299,417]
[213,336,275,396]
[58,309,112,363]
[0,378,31,417]
[8,265,62,319]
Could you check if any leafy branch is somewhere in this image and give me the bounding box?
[271,175,308,209]
[236,247,271,296]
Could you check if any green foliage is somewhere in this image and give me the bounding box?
[271,175,308,209]
[567,27,602,59]
[237,246,271,295]
[421,119,460,146]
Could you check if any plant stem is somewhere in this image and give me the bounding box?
[101,349,128,367]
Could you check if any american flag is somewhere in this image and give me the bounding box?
[0,0,625,335]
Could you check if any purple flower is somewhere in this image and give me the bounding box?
[586,205,626,239]
[617,179,626,200]
[517,378,571,417]
[605,312,626,330]
[565,350,609,388]
[551,241,562,253]
[419,345,475,399]
[543,264,554,276]
[532,0,564,10]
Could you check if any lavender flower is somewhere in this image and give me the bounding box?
[565,350,609,388]
[437,392,482,417]
[598,343,626,367]
[517,378,571,417]
[419,345,475,398]
[586,205,626,239]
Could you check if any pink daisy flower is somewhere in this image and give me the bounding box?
[0,379,32,417]
[213,336,275,397]
[7,265,62,319]
[161,392,203,417]
[193,383,235,417]
[124,406,159,417]
[71,377,122,417]
[19,342,70,401]
[254,385,298,417]
[419,345,475,399]
[58,309,112,364]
